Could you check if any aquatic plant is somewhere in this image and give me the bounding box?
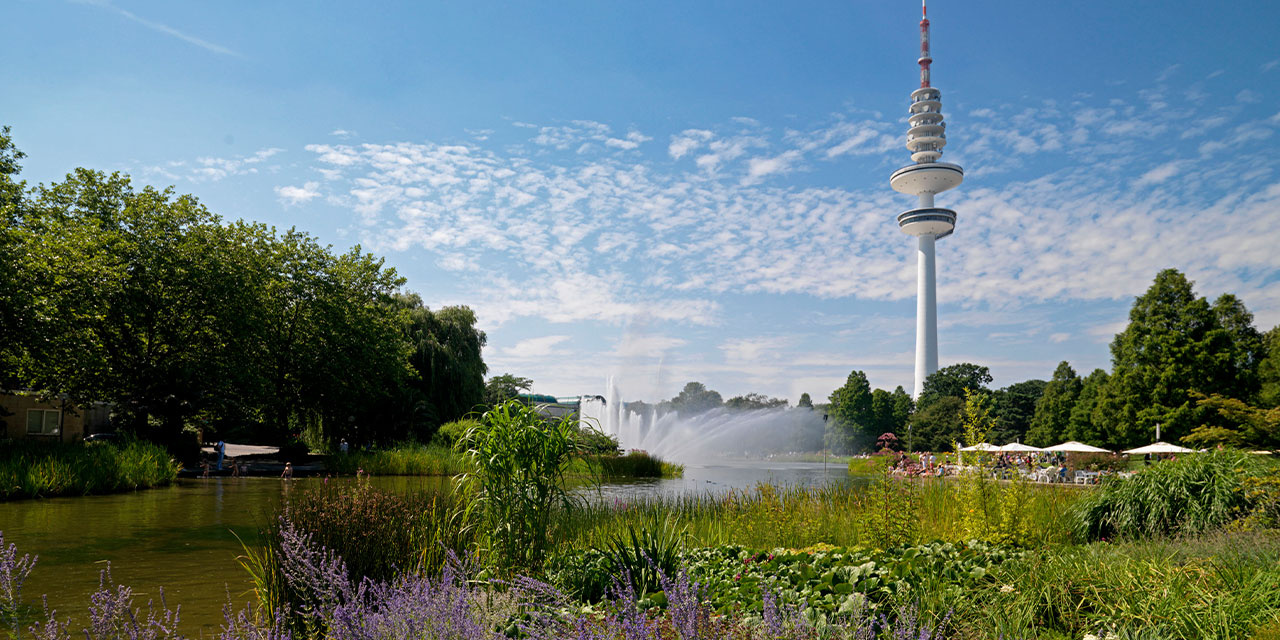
[0,440,179,501]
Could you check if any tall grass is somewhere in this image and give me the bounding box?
[581,451,684,479]
[929,530,1280,639]
[323,443,468,476]
[1072,450,1267,541]
[554,479,1080,552]
[0,440,179,501]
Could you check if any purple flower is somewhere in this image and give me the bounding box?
[1,531,38,622]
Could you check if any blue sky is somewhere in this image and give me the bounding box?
[5,0,1280,404]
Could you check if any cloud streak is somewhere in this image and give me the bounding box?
[73,0,243,58]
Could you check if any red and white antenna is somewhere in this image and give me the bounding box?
[919,0,932,88]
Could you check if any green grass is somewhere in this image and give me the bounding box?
[573,451,684,479]
[0,439,179,501]
[846,454,914,475]
[323,443,468,476]
[552,478,1080,553]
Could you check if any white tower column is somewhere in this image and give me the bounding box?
[915,232,938,398]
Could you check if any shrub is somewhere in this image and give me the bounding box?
[1072,450,1266,541]
[1066,452,1127,473]
[431,418,481,450]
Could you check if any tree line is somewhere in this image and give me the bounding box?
[824,269,1280,453]
[0,126,487,449]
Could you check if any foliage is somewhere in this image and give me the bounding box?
[572,427,620,455]
[826,370,873,453]
[1066,368,1110,446]
[797,393,813,409]
[724,393,788,410]
[1185,392,1280,449]
[1235,465,1280,531]
[1099,269,1265,449]
[1071,450,1267,541]
[667,382,724,416]
[1,135,487,448]
[0,440,178,501]
[918,363,992,409]
[1260,326,1280,409]
[1027,361,1081,447]
[457,399,584,572]
[483,373,533,406]
[431,418,482,450]
[990,378,1047,445]
[589,452,683,479]
[604,517,687,598]
[1065,452,1128,473]
[680,541,1020,624]
[864,471,919,549]
[323,443,468,476]
[908,396,964,452]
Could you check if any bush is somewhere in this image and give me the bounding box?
[1072,450,1266,541]
[1066,452,1127,473]
[593,451,683,478]
[431,418,481,450]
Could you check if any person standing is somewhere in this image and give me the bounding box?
[215,439,226,471]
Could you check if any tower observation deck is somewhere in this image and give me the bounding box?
[891,0,964,398]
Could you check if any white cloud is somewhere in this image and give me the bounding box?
[668,129,713,159]
[500,335,572,358]
[1049,332,1071,343]
[331,129,356,138]
[1136,161,1181,186]
[1237,89,1262,104]
[274,181,320,205]
[743,150,801,184]
[1263,60,1280,73]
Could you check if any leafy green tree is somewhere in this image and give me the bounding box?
[991,379,1047,445]
[918,363,993,410]
[827,370,873,452]
[797,393,813,409]
[668,381,723,415]
[724,393,788,410]
[909,395,964,452]
[485,373,534,405]
[0,126,26,388]
[891,386,914,430]
[1213,293,1264,401]
[1184,393,1280,449]
[395,295,487,434]
[1258,327,1280,409]
[1099,269,1262,448]
[1026,362,1081,446]
[1067,369,1110,447]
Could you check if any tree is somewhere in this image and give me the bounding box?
[1067,369,1110,447]
[918,363,993,410]
[991,379,1047,445]
[890,386,914,430]
[1099,269,1262,448]
[1212,294,1264,401]
[396,295,487,434]
[669,381,723,415]
[909,395,964,452]
[1026,362,1081,446]
[0,126,27,388]
[485,374,534,405]
[1184,393,1280,449]
[725,393,788,410]
[1259,327,1280,409]
[797,393,813,409]
[827,370,873,452]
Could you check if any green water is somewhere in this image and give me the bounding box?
[1,461,852,636]
[1,476,449,637]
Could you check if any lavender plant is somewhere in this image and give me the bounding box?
[1,532,37,628]
[27,566,186,640]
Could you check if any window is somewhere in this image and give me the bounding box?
[26,409,60,436]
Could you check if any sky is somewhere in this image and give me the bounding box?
[4,0,1280,404]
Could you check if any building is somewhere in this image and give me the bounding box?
[0,391,110,442]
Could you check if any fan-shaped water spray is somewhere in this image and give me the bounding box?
[579,378,825,463]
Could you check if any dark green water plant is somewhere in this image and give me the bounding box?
[1072,450,1266,541]
[0,439,178,501]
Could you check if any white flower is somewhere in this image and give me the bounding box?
[999,584,1015,593]
[1083,635,1099,640]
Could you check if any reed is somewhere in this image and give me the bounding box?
[0,440,179,501]
[322,443,468,476]
[583,451,684,479]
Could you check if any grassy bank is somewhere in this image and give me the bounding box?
[0,440,179,501]
[573,451,685,479]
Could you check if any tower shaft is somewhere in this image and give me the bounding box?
[915,230,938,399]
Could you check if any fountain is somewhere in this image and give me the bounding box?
[578,377,826,463]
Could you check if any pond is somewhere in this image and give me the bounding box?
[1,460,857,636]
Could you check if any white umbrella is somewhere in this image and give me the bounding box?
[1044,441,1111,453]
[1122,441,1194,455]
[997,442,1043,453]
[958,443,998,451]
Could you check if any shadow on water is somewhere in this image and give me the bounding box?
[2,462,853,635]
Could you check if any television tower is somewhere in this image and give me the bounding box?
[890,0,963,398]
